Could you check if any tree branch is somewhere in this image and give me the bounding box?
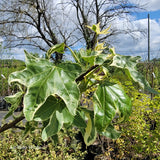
[0,115,25,133]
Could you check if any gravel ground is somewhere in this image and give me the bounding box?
[0,111,9,126]
[0,111,23,126]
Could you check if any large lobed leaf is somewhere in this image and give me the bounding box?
[110,54,158,94]
[8,52,81,121]
[93,81,132,132]
[77,49,111,67]
[35,96,73,141]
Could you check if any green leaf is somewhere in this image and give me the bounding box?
[127,70,158,94]
[82,55,96,66]
[23,121,38,137]
[46,43,65,59]
[95,42,107,52]
[83,113,97,146]
[50,134,59,145]
[23,121,32,136]
[86,23,110,35]
[8,51,52,86]
[78,49,112,67]
[79,49,104,66]
[73,110,87,128]
[93,82,132,132]
[77,49,95,66]
[42,111,63,141]
[95,54,105,65]
[4,91,24,119]
[111,54,140,69]
[9,52,81,121]
[41,99,73,141]
[101,124,121,139]
[110,54,158,94]
[34,95,74,141]
[33,95,62,121]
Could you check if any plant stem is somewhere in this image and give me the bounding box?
[66,45,81,64]
[0,115,25,133]
[76,65,99,82]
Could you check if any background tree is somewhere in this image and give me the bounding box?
[0,0,144,62]
[68,0,144,49]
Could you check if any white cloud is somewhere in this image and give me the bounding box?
[0,36,3,43]
[9,48,25,61]
[1,0,159,61]
[9,47,45,61]
[8,17,160,61]
[144,0,160,11]
[113,18,160,60]
[130,0,160,11]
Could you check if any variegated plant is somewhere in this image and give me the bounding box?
[4,23,157,146]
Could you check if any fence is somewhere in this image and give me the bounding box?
[138,60,160,99]
[138,60,160,87]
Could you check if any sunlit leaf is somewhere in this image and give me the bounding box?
[46,43,65,59]
[95,42,107,52]
[99,25,111,35]
[86,23,100,33]
[111,54,158,94]
[86,23,110,35]
[84,113,97,146]
[9,52,81,121]
[42,111,63,141]
[109,47,116,56]
[95,54,110,65]
[79,49,109,66]
[93,81,132,132]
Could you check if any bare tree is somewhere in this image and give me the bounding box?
[0,0,74,61]
[68,0,145,49]
[0,0,144,61]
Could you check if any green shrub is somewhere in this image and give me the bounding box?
[0,123,87,160]
[3,23,157,147]
[115,92,160,159]
[1,92,160,159]
[1,23,159,159]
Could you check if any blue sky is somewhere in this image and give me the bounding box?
[114,7,160,60]
[1,0,160,61]
[112,0,160,60]
[134,10,160,21]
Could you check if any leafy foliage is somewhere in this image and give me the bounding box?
[115,89,160,159]
[0,124,87,160]
[3,23,157,146]
[0,59,25,96]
